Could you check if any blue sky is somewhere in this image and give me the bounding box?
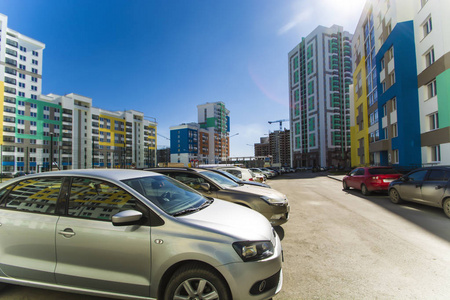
[0,0,365,156]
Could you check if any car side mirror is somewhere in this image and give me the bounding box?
[112,210,142,226]
[237,173,242,178]
[200,183,211,192]
[401,176,408,182]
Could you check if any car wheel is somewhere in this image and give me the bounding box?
[389,188,403,204]
[443,198,450,218]
[361,184,370,196]
[343,180,349,190]
[164,263,230,300]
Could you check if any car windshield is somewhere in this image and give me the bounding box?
[368,168,399,175]
[201,170,239,188]
[122,175,208,216]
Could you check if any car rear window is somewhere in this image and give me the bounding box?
[368,168,399,175]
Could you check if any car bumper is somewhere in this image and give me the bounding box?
[259,204,289,226]
[217,233,283,300]
[367,181,391,191]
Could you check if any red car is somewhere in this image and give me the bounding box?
[343,167,402,195]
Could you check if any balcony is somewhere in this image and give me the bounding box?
[6,38,18,48]
[3,136,15,143]
[4,87,16,95]
[5,57,17,66]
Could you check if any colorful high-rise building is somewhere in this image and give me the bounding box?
[289,25,353,169]
[170,102,230,166]
[350,0,422,168]
[197,102,230,164]
[415,0,450,165]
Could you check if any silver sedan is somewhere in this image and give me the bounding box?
[0,169,283,300]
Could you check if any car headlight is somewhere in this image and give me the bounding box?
[233,241,274,262]
[261,196,285,206]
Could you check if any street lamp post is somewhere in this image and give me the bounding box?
[50,133,54,172]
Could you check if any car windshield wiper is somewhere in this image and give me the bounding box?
[172,199,214,216]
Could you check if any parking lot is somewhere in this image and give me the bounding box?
[2,171,450,299]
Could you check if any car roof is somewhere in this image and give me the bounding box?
[19,169,160,181]
[148,167,210,173]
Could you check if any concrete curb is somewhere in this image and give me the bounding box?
[327,175,344,182]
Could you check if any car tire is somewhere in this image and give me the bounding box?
[389,188,403,204]
[164,263,230,300]
[343,180,349,190]
[443,198,450,218]
[361,184,370,196]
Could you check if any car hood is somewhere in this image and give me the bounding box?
[179,199,274,241]
[226,184,286,200]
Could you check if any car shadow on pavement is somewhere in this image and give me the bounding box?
[341,188,450,243]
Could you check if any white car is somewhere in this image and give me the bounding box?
[219,167,254,180]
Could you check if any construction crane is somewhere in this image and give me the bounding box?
[157,133,170,140]
[268,119,289,131]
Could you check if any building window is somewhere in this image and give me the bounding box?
[387,46,394,61]
[19,46,27,52]
[391,98,397,111]
[389,72,395,85]
[427,80,437,99]
[392,123,398,137]
[429,112,439,131]
[32,59,38,65]
[19,55,26,61]
[19,64,26,70]
[19,73,25,79]
[382,82,386,93]
[19,82,25,88]
[393,149,399,164]
[423,17,432,38]
[380,57,385,70]
[430,145,440,162]
[32,68,38,74]
[32,50,39,56]
[425,48,435,67]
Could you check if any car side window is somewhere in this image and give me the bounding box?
[356,169,365,176]
[407,170,428,182]
[1,177,62,214]
[426,170,450,181]
[68,177,137,221]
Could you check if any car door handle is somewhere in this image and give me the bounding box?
[435,185,443,190]
[58,228,76,238]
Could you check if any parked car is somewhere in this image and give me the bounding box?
[0,169,283,299]
[250,168,269,180]
[217,166,255,181]
[343,166,402,195]
[218,166,267,183]
[261,168,278,177]
[13,171,26,177]
[149,168,290,226]
[388,166,450,218]
[210,168,271,188]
